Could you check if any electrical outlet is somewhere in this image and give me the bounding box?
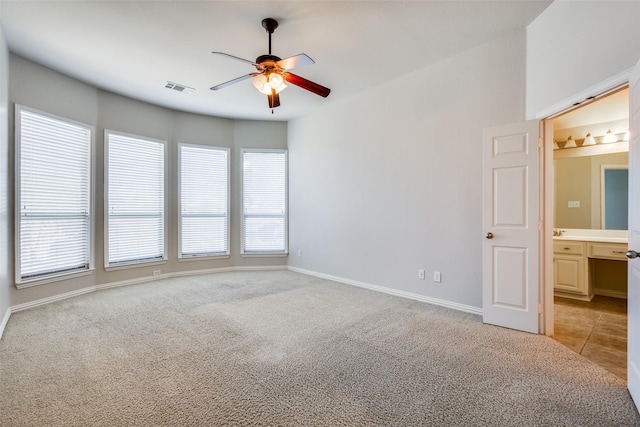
[153,270,161,276]
[418,269,425,280]
[297,249,302,257]
[433,271,441,282]
[568,201,580,208]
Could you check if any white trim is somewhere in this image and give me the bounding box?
[177,143,231,259]
[241,148,289,256]
[15,269,95,290]
[0,308,11,337]
[12,286,97,313]
[534,68,632,120]
[288,266,483,316]
[14,104,95,286]
[540,75,632,338]
[104,259,167,272]
[543,119,555,336]
[104,129,167,268]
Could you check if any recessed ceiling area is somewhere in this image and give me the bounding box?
[0,1,552,121]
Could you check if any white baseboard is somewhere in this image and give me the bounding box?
[0,265,288,339]
[288,266,483,316]
[0,307,11,337]
[2,264,477,338]
[11,286,97,313]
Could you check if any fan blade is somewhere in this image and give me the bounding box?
[210,74,254,91]
[268,89,281,108]
[276,54,315,71]
[283,72,331,98]
[211,52,258,66]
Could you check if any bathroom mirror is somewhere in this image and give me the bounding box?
[602,165,628,230]
[554,151,628,230]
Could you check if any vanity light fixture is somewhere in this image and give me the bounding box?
[603,129,617,143]
[565,135,577,148]
[583,132,596,146]
[624,129,630,142]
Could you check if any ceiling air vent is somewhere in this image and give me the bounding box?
[165,81,194,94]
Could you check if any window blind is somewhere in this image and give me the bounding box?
[17,107,92,281]
[180,145,229,257]
[107,132,165,265]
[242,150,287,253]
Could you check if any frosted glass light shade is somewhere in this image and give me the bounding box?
[583,133,595,146]
[252,73,286,95]
[603,129,617,144]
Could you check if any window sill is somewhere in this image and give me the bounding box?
[178,254,230,262]
[241,253,289,258]
[105,259,167,272]
[16,268,95,289]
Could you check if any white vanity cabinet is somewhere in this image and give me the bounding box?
[554,241,588,297]
[553,234,628,300]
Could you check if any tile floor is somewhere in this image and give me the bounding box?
[554,295,627,381]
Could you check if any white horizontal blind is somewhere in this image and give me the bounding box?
[242,150,287,253]
[180,145,229,257]
[17,107,91,281]
[107,132,165,265]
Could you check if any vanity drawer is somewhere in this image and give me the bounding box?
[588,243,628,261]
[553,241,585,256]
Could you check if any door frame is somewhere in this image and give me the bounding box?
[538,68,634,336]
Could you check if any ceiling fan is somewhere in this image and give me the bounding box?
[210,18,331,111]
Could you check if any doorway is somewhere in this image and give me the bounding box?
[548,87,629,380]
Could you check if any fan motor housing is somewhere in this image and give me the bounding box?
[256,54,281,65]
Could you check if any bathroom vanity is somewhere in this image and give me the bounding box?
[553,229,628,300]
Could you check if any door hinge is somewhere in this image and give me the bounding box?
[537,220,543,230]
[538,304,543,313]
[538,137,544,148]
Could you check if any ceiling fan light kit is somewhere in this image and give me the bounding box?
[210,18,330,113]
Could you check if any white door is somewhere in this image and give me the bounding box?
[483,120,540,333]
[627,59,640,409]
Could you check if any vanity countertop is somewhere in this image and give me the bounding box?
[553,228,628,244]
[553,235,628,244]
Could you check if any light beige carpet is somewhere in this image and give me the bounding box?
[1,270,638,426]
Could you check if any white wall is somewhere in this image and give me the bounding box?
[7,54,287,308]
[0,5,11,325]
[288,31,527,309]
[526,1,640,118]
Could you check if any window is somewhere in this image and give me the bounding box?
[106,131,165,266]
[16,105,92,284]
[242,149,288,254]
[179,144,230,258]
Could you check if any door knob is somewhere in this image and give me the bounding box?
[627,250,639,259]
[486,232,494,239]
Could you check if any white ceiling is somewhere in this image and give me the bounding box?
[0,1,552,121]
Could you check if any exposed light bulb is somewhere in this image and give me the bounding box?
[603,129,617,144]
[269,73,284,90]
